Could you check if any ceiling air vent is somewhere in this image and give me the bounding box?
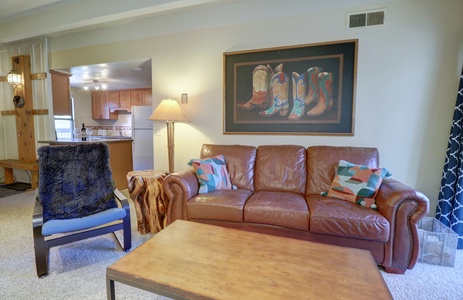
[347,9,386,29]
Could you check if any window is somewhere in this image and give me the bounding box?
[54,115,73,139]
[54,95,75,139]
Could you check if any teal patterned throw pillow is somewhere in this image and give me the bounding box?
[188,155,233,194]
[322,160,392,209]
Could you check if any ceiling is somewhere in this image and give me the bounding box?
[1,0,244,90]
[0,0,63,19]
[56,59,152,91]
[1,0,390,91]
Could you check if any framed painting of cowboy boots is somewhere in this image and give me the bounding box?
[223,39,357,135]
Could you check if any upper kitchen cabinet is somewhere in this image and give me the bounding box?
[92,91,117,120]
[107,90,120,109]
[107,90,131,113]
[50,70,72,116]
[143,88,152,106]
[130,89,144,106]
[128,88,152,106]
[91,88,152,119]
[119,90,131,108]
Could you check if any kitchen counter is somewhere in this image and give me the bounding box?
[38,137,132,144]
[38,138,133,190]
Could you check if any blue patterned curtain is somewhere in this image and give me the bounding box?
[436,67,463,249]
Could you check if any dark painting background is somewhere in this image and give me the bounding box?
[224,40,357,135]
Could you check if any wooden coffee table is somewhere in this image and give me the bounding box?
[106,220,392,299]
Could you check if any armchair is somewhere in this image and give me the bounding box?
[33,143,131,277]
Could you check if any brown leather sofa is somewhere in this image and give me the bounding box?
[163,144,430,274]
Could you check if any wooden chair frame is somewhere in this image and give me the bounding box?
[32,189,132,277]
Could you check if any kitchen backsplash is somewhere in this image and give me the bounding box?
[86,126,132,137]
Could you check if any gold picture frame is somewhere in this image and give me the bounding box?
[223,39,357,135]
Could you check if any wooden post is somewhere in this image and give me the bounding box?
[166,121,174,173]
[12,55,36,163]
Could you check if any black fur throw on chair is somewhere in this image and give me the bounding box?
[37,143,118,222]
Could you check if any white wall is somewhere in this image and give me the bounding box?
[47,0,463,216]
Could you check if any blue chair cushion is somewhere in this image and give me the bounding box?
[38,143,118,222]
[42,207,126,236]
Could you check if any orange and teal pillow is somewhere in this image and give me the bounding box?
[188,155,233,194]
[322,160,391,209]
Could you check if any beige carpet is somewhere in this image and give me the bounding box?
[0,190,168,300]
[0,190,462,299]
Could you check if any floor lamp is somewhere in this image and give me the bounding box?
[149,98,189,173]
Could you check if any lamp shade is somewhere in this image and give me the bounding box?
[149,98,189,122]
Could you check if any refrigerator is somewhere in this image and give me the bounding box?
[131,106,154,170]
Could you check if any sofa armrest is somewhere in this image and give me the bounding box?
[376,178,430,273]
[163,169,199,225]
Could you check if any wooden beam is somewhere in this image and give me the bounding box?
[0,110,16,116]
[0,73,46,82]
[32,109,49,115]
[12,55,37,164]
[31,73,47,80]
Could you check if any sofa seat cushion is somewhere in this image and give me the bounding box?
[306,195,390,242]
[244,191,309,230]
[187,189,253,222]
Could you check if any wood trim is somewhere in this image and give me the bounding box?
[32,109,49,115]
[31,73,47,80]
[49,69,72,77]
[0,72,46,81]
[1,109,48,115]
[1,110,16,115]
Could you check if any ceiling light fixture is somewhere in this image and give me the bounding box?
[83,80,108,91]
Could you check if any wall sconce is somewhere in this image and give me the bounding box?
[7,58,22,85]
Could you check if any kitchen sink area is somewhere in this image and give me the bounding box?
[91,136,132,140]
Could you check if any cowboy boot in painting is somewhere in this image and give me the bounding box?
[259,70,290,117]
[306,72,333,117]
[288,72,307,120]
[305,67,323,106]
[237,65,272,111]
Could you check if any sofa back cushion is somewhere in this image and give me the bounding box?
[306,146,379,196]
[254,145,307,194]
[200,144,256,191]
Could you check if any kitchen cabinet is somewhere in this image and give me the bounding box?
[106,140,133,189]
[108,91,120,109]
[50,70,72,115]
[91,88,152,119]
[119,90,131,108]
[143,88,152,106]
[92,91,117,120]
[130,89,144,106]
